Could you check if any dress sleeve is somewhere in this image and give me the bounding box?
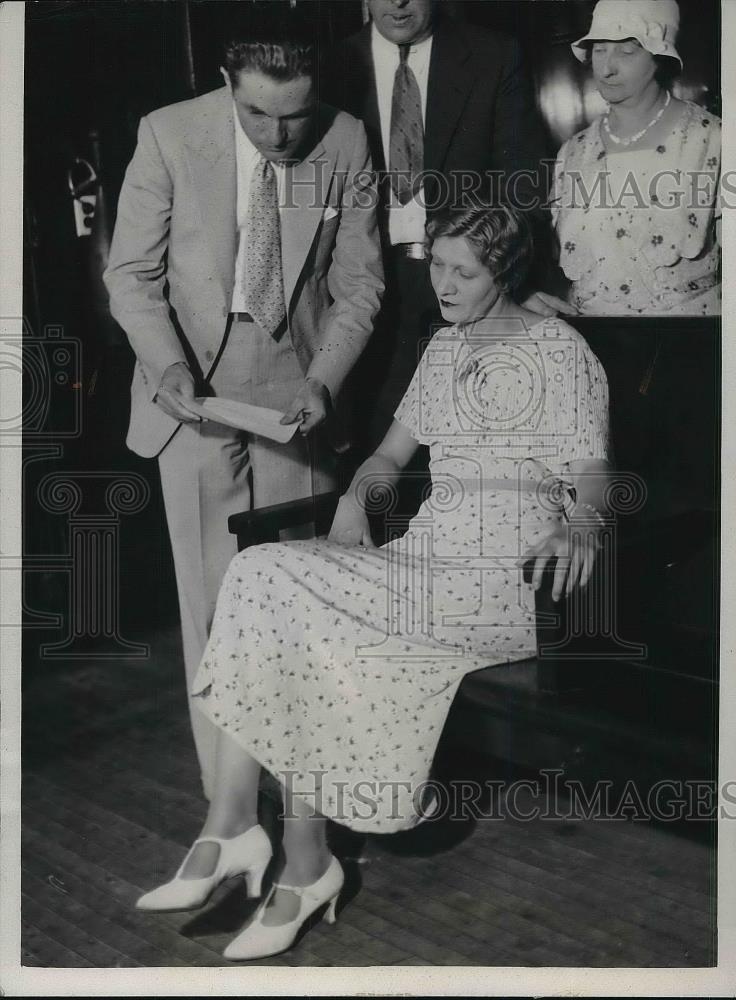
[561,336,611,464]
[393,339,434,444]
[548,134,591,282]
[676,104,721,261]
[549,140,569,228]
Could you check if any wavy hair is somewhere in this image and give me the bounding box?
[425,203,534,295]
[223,9,315,85]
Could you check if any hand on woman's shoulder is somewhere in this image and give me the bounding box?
[516,304,557,332]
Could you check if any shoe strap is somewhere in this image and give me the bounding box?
[273,858,338,895]
[191,836,226,847]
[249,884,279,926]
[191,826,261,849]
[272,881,306,895]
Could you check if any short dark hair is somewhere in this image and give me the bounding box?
[425,203,534,296]
[223,8,315,86]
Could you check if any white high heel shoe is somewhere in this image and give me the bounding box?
[136,825,272,912]
[223,855,344,961]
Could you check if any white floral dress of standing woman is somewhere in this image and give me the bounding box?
[551,0,721,315]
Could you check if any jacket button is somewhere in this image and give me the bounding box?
[205,350,214,362]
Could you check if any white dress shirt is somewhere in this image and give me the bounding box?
[371,23,433,246]
[231,105,286,313]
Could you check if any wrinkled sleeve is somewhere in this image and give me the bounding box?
[549,139,570,229]
[393,342,434,445]
[563,339,611,464]
[104,114,187,398]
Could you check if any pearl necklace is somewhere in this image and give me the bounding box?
[603,90,671,146]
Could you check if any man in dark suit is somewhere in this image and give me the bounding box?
[326,0,552,452]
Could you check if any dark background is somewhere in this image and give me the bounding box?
[24,0,721,352]
[22,2,720,774]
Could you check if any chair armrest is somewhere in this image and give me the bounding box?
[521,559,573,694]
[228,491,342,550]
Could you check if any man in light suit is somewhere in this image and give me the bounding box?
[326,0,550,450]
[104,15,383,798]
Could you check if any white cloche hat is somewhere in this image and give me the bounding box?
[572,0,682,68]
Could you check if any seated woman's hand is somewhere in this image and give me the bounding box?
[328,494,375,548]
[522,515,602,602]
[521,291,578,317]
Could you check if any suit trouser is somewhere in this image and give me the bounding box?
[157,316,337,797]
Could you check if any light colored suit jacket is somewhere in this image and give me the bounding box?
[104,86,384,458]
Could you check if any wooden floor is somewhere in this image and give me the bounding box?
[21,624,716,968]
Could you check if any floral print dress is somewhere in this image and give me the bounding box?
[191,318,610,832]
[551,101,721,315]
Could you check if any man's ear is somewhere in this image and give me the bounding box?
[219,66,231,90]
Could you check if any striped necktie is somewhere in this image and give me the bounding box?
[388,43,424,206]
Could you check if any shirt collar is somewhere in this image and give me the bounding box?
[370,21,433,61]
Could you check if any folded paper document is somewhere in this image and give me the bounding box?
[189,397,299,443]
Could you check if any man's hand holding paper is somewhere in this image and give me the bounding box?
[280,377,331,435]
[155,362,203,423]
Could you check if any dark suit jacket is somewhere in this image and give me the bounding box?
[324,14,548,213]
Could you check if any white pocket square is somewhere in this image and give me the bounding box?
[323,205,339,221]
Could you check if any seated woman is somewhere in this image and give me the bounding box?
[135,204,612,960]
[551,0,721,315]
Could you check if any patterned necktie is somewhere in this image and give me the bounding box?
[389,43,424,206]
[242,155,286,334]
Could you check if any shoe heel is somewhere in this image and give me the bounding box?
[324,893,339,925]
[244,861,268,898]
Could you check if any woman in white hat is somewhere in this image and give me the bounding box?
[551,0,721,315]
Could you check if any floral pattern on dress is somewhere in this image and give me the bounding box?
[551,101,721,315]
[191,319,610,832]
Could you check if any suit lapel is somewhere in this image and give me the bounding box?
[183,91,338,316]
[280,135,337,311]
[184,89,237,305]
[353,27,385,172]
[424,22,474,173]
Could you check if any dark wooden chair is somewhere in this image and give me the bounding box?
[228,457,716,794]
